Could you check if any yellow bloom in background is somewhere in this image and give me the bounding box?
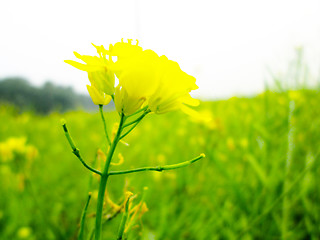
[0,143,13,162]
[25,145,39,161]
[7,137,27,154]
[17,226,32,239]
[227,137,235,151]
[0,137,38,164]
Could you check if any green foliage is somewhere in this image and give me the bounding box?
[0,89,320,239]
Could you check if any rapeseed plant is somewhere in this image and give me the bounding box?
[64,39,205,239]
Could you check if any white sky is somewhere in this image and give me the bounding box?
[0,0,319,99]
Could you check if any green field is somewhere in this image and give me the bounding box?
[0,89,320,239]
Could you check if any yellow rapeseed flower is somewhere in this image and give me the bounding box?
[66,39,200,115]
[112,44,160,115]
[86,84,111,105]
[110,39,199,116]
[65,44,115,98]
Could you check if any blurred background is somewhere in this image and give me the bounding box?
[0,0,320,239]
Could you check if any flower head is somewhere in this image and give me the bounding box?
[66,39,200,115]
[65,44,115,98]
[86,84,112,105]
[110,39,199,116]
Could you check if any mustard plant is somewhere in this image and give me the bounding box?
[63,39,205,239]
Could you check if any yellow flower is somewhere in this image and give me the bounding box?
[112,44,160,115]
[111,39,199,116]
[67,39,200,116]
[65,43,115,97]
[147,55,199,114]
[86,84,111,105]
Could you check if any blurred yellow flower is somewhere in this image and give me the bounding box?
[288,90,302,101]
[17,227,32,239]
[227,137,235,151]
[7,137,27,154]
[0,137,38,166]
[25,145,38,161]
[111,153,124,166]
[239,138,249,149]
[0,143,13,162]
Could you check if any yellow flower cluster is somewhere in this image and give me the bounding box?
[65,39,199,116]
[0,137,38,162]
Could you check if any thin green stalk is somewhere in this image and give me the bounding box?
[123,110,150,128]
[99,105,111,146]
[126,106,148,118]
[120,111,150,140]
[109,154,205,176]
[117,194,133,240]
[78,193,92,240]
[95,113,126,240]
[61,120,102,175]
[282,100,295,240]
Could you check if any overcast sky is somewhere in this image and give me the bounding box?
[0,0,319,99]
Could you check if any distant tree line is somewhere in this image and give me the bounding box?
[0,77,113,114]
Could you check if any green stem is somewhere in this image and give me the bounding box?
[95,113,126,240]
[282,100,295,240]
[99,105,111,146]
[120,111,150,140]
[78,193,92,240]
[126,106,149,118]
[109,154,205,176]
[117,194,132,240]
[62,121,102,175]
[123,110,150,128]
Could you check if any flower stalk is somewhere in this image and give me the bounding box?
[109,154,205,176]
[61,120,102,175]
[94,113,126,240]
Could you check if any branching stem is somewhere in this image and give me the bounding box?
[62,122,102,175]
[123,110,150,128]
[126,106,148,118]
[109,154,205,176]
[120,110,150,140]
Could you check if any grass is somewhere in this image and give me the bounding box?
[0,88,320,239]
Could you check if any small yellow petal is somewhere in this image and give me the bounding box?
[86,85,111,105]
[64,60,103,72]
